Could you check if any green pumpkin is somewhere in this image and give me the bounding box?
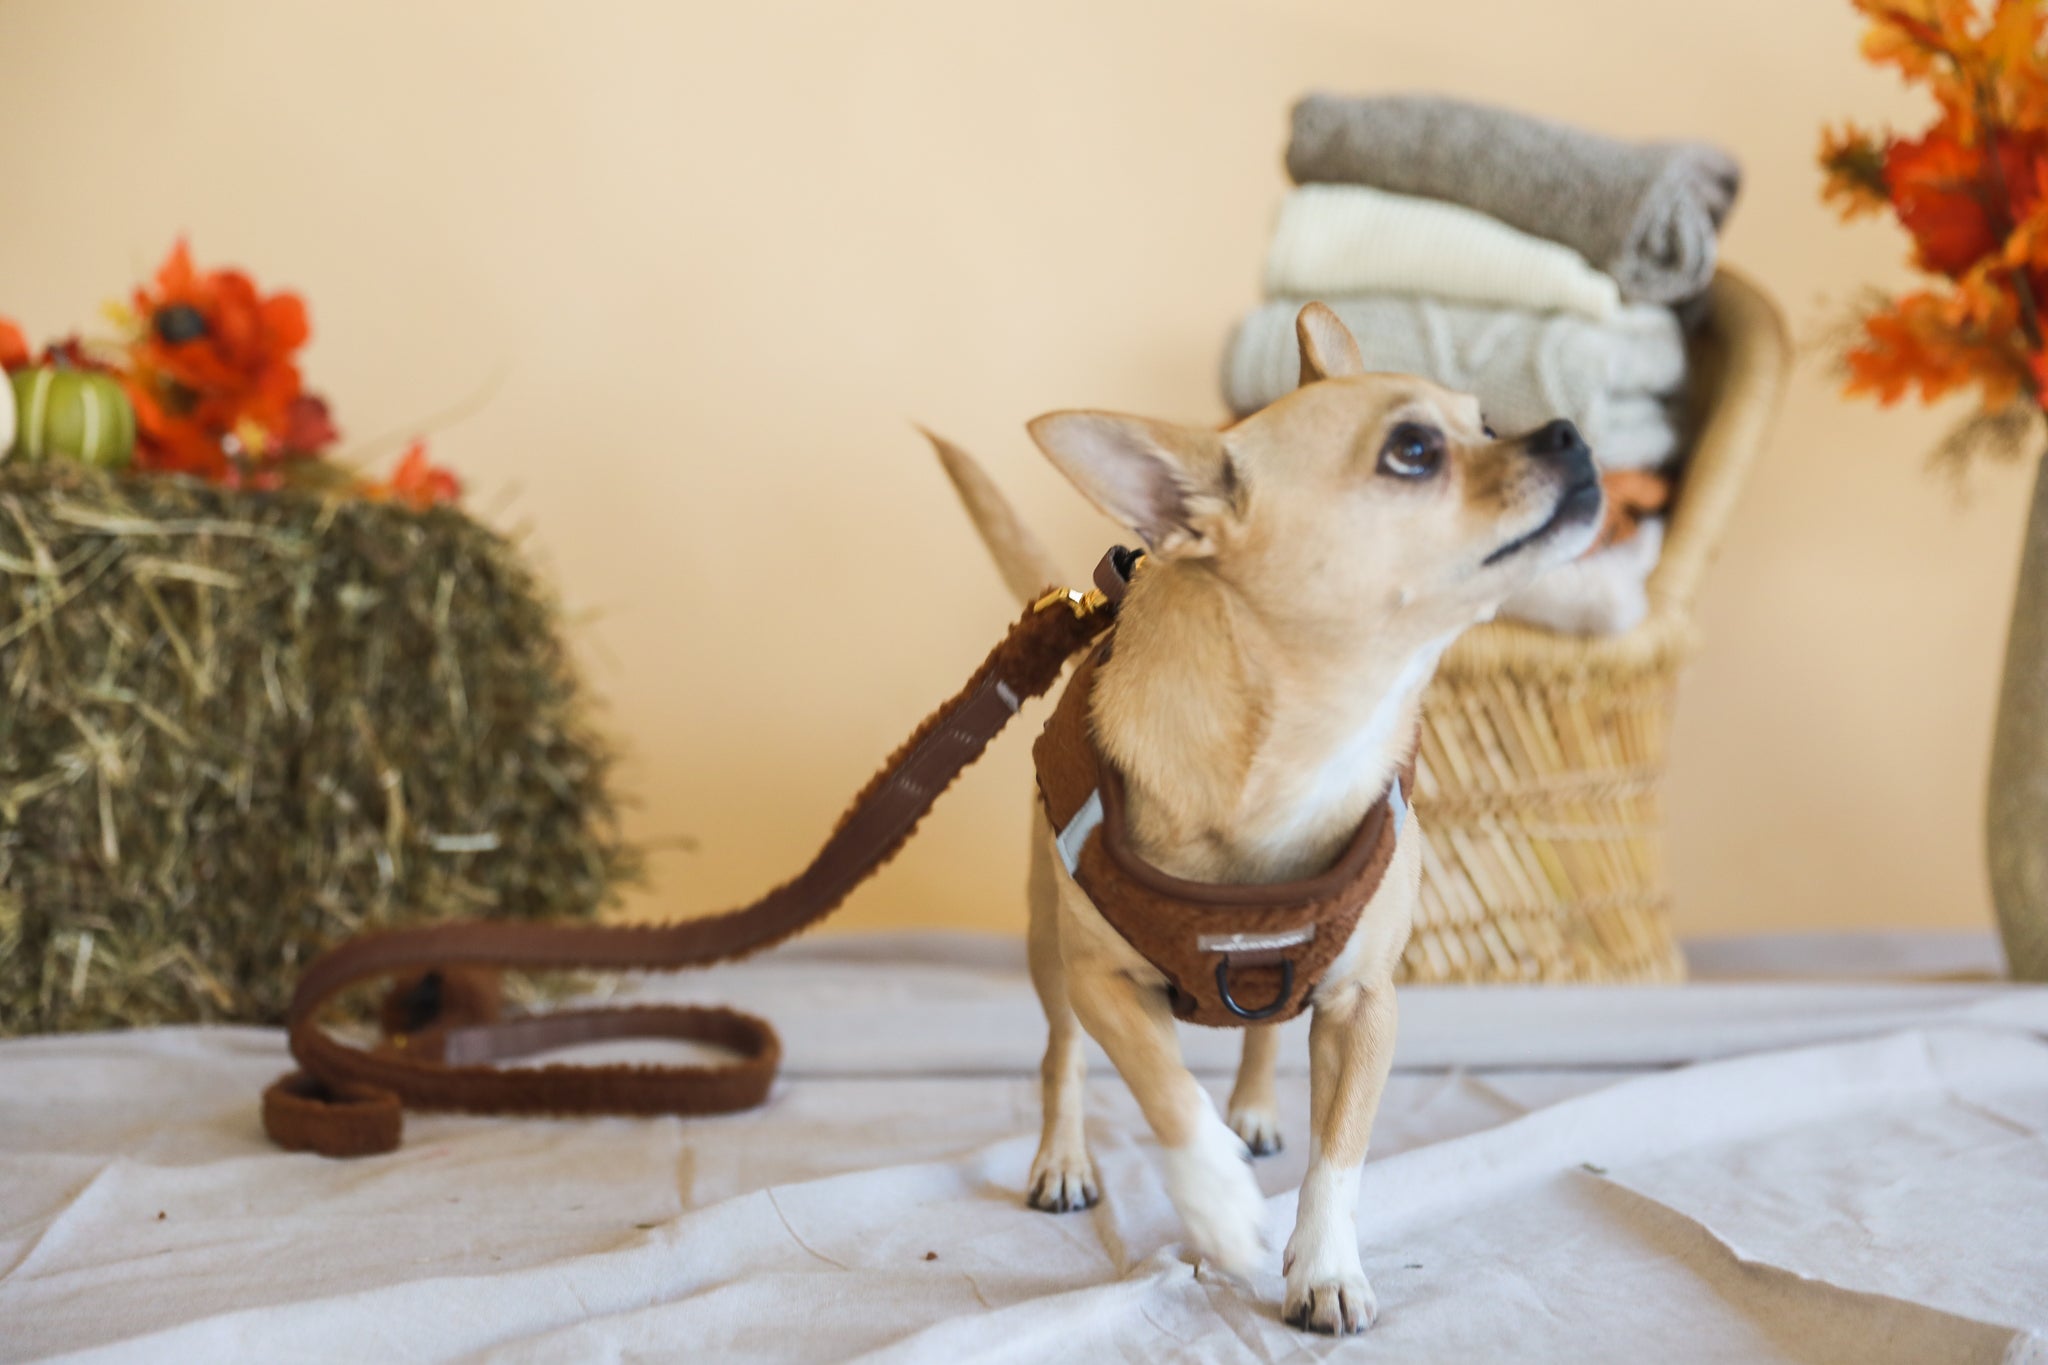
[7,367,136,469]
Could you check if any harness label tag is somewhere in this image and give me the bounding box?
[1196,928,1316,955]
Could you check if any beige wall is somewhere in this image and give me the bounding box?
[0,0,2024,940]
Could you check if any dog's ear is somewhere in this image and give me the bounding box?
[1026,411,1236,558]
[1297,302,1365,385]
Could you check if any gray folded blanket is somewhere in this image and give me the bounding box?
[1286,93,1740,304]
[1221,296,1688,470]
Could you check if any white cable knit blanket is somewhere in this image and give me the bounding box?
[1500,516,1664,635]
[1222,295,1687,472]
[1263,185,1622,320]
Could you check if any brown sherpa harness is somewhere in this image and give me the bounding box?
[260,547,1407,1158]
[1033,628,1411,1030]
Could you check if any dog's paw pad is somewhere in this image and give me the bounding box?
[1227,1107,1283,1158]
[1026,1156,1100,1214]
[1283,1276,1378,1335]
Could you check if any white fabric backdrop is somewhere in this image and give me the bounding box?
[3,933,2044,1363]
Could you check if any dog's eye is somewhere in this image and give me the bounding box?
[1377,423,1445,479]
[1482,422,1498,439]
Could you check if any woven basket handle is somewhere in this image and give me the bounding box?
[1648,268,1791,620]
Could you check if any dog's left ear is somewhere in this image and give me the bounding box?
[1027,411,1236,559]
[1297,302,1365,385]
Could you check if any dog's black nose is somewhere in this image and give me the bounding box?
[1524,418,1588,461]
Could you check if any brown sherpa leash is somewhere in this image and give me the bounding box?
[262,552,1134,1158]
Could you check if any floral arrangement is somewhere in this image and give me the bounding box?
[1821,0,2048,466]
[0,240,459,508]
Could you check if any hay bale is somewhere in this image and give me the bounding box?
[0,463,639,1033]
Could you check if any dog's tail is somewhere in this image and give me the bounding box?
[921,427,1064,605]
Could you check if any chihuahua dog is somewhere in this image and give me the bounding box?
[930,304,1602,1333]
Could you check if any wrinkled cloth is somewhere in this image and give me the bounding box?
[1287,92,1740,305]
[1223,295,1688,471]
[4,931,2046,1365]
[1263,184,1621,319]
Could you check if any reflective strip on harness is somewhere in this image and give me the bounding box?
[1056,788,1104,875]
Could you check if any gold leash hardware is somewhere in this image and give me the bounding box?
[1033,586,1108,619]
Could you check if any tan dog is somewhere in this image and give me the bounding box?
[932,303,1602,1334]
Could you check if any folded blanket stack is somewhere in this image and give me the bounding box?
[1224,93,1742,635]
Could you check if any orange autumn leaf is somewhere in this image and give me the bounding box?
[1830,1,2048,423]
[1886,127,2002,275]
[1982,0,2048,127]
[1948,255,2028,334]
[1857,0,1982,114]
[1855,0,2048,141]
[1845,290,2031,408]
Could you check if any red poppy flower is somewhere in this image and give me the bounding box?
[125,240,331,474]
[0,316,29,372]
[123,376,234,481]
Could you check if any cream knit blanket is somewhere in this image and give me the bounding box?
[1221,295,1687,470]
[1263,185,1621,320]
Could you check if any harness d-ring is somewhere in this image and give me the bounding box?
[1215,956,1294,1021]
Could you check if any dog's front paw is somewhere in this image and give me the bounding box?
[1283,1270,1378,1335]
[1281,1234,1377,1334]
[1026,1145,1100,1213]
[1160,1121,1267,1278]
[1227,1105,1283,1158]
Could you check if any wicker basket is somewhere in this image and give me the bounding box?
[1399,269,1789,985]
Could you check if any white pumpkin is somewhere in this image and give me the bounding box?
[0,366,15,461]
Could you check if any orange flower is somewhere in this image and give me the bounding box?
[0,315,28,372]
[365,442,463,511]
[124,239,330,477]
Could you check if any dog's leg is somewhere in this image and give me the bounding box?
[1227,1025,1283,1157]
[1282,978,1396,1335]
[1025,809,1097,1212]
[1066,962,1267,1277]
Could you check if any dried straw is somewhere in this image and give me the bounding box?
[0,463,638,1033]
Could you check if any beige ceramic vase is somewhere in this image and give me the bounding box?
[1989,452,2048,981]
